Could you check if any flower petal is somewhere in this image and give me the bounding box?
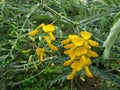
[44,36,51,44]
[64,44,75,49]
[82,55,91,65]
[80,31,91,39]
[67,69,77,80]
[49,44,58,51]
[40,54,43,61]
[63,59,74,66]
[74,40,84,47]
[69,53,76,60]
[75,47,87,56]
[69,35,84,46]
[71,59,84,71]
[36,48,45,56]
[28,30,38,37]
[83,41,91,49]
[88,40,99,46]
[87,50,99,57]
[61,38,70,44]
[42,24,55,33]
[84,66,93,78]
[64,49,73,55]
[49,32,55,40]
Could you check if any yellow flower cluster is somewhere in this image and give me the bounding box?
[28,23,58,61]
[61,31,99,80]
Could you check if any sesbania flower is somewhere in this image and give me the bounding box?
[84,66,93,77]
[44,36,58,51]
[28,23,58,61]
[61,31,99,80]
[42,24,55,40]
[67,69,77,80]
[28,30,38,37]
[36,48,45,61]
[48,44,58,51]
[80,31,99,46]
[28,23,44,37]
[69,35,84,47]
[44,36,51,44]
[28,23,55,40]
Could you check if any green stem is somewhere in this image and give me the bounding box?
[2,3,40,63]
[43,4,78,25]
[71,79,73,90]
[103,18,120,59]
[7,69,45,86]
[11,56,57,70]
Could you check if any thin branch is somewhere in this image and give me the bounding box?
[2,3,40,63]
[7,69,44,86]
[42,4,78,25]
[12,56,57,68]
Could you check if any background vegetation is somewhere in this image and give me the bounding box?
[0,0,120,90]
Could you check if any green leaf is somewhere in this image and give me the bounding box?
[103,0,112,5]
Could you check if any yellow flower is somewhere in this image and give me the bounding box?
[44,36,51,44]
[49,32,55,40]
[69,35,84,47]
[48,44,58,51]
[42,24,55,32]
[69,53,76,60]
[62,31,99,80]
[63,59,74,66]
[28,23,45,37]
[80,31,99,47]
[28,30,38,37]
[36,48,45,61]
[64,49,73,54]
[64,49,76,59]
[80,31,91,39]
[44,36,58,51]
[81,55,91,65]
[71,60,83,71]
[71,55,91,71]
[64,44,75,49]
[75,47,87,56]
[42,24,55,40]
[84,66,93,77]
[83,41,91,49]
[61,38,70,44]
[87,40,99,46]
[67,69,77,80]
[87,50,99,57]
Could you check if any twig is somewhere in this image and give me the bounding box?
[12,56,57,69]
[42,4,78,25]
[7,69,44,86]
[7,60,51,86]
[2,3,40,63]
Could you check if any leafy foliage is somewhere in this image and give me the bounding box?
[0,0,120,90]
